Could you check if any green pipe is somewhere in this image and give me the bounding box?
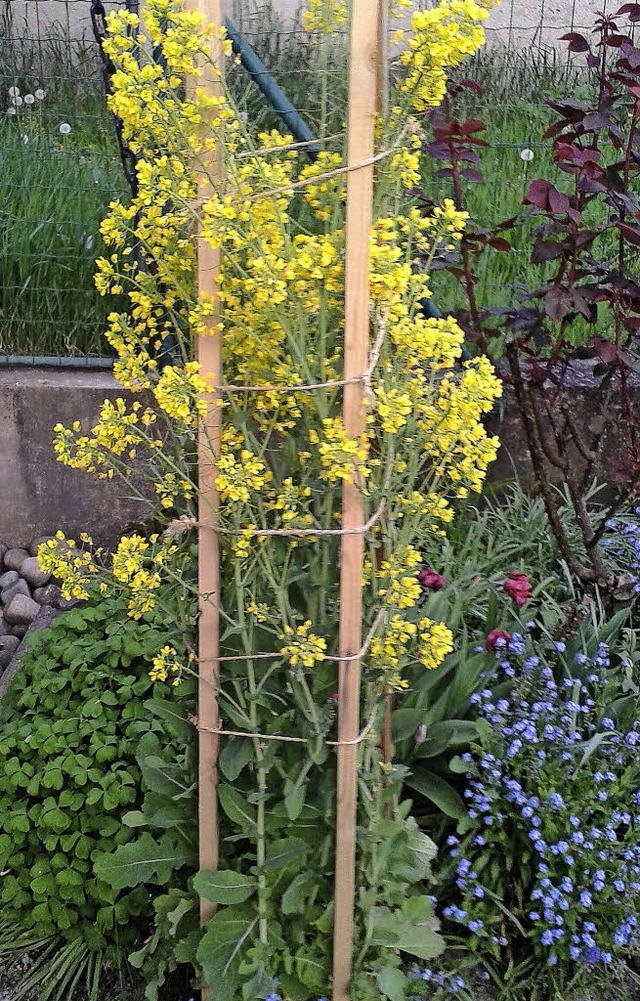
[224,18,320,158]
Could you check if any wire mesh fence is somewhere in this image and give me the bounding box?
[0,0,624,357]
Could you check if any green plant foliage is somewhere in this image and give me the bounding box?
[0,589,194,989]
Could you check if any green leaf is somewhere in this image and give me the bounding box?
[219,739,253,782]
[405,768,466,820]
[122,810,148,828]
[402,895,434,923]
[448,755,468,774]
[377,966,406,1001]
[93,832,187,889]
[281,871,318,915]
[218,785,256,830]
[264,838,308,870]
[193,869,256,905]
[283,778,305,821]
[144,697,195,740]
[407,828,437,874]
[196,909,256,1001]
[372,908,444,961]
[391,709,426,742]
[294,950,329,989]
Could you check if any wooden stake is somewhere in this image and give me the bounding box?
[185,0,224,987]
[333,2,381,999]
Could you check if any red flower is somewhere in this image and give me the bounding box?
[486,629,511,652]
[418,567,445,591]
[503,570,533,606]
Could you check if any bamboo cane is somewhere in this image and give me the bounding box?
[333,2,382,998]
[185,0,224,993]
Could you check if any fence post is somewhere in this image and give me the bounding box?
[185,0,224,993]
[333,1,382,999]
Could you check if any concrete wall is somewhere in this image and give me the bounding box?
[0,368,152,550]
[4,0,616,51]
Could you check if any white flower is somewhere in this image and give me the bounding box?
[58,122,71,135]
[23,94,35,105]
[6,107,16,116]
[11,95,23,107]
[520,148,534,162]
[8,85,20,98]
[22,134,29,145]
[34,89,45,101]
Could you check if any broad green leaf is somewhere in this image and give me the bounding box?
[194,869,256,905]
[377,966,406,1001]
[218,785,256,830]
[219,739,253,782]
[283,778,305,821]
[93,832,187,889]
[448,755,468,774]
[402,895,434,923]
[144,697,195,740]
[405,768,466,820]
[407,828,437,874]
[196,909,256,1001]
[373,907,444,961]
[294,950,329,989]
[264,838,309,871]
[281,871,318,914]
[122,810,148,828]
[391,709,426,742]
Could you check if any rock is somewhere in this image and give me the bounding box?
[0,635,20,670]
[0,542,7,567]
[0,571,18,590]
[33,584,77,610]
[29,535,55,557]
[8,624,28,638]
[4,593,40,626]
[20,556,51,589]
[3,548,30,573]
[1,580,31,606]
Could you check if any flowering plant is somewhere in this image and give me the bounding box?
[39,0,503,995]
[441,630,640,997]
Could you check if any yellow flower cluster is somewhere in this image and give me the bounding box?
[369,612,454,689]
[302,0,348,34]
[280,621,328,668]
[377,545,423,610]
[215,448,272,504]
[400,0,498,111]
[37,532,102,602]
[150,645,185,685]
[298,152,346,222]
[154,363,208,426]
[418,618,454,670]
[111,534,178,619]
[374,387,414,435]
[310,418,371,484]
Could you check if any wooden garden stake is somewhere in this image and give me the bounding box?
[333,1,382,998]
[185,0,224,985]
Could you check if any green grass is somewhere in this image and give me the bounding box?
[0,5,604,356]
[0,17,128,356]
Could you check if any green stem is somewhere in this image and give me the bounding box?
[235,563,269,949]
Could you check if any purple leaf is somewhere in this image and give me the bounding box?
[525,179,553,209]
[460,167,484,183]
[531,239,564,263]
[559,32,590,51]
[544,286,574,321]
[548,188,570,214]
